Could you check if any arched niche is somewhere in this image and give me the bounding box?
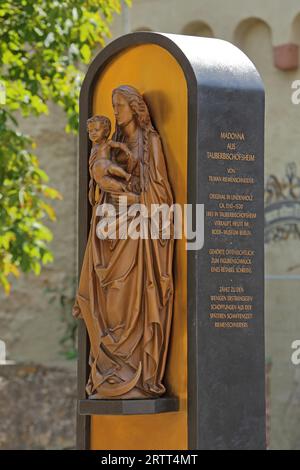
[234,17,272,70]
[132,26,153,32]
[181,20,214,38]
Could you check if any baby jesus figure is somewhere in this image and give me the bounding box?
[87,115,138,195]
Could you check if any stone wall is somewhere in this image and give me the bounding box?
[0,103,77,366]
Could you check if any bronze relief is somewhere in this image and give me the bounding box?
[73,85,174,399]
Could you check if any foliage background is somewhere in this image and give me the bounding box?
[0,0,130,293]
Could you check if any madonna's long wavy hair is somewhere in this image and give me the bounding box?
[112,85,155,191]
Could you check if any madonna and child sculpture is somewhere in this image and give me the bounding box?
[73,85,174,399]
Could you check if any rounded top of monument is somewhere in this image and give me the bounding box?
[126,31,264,92]
[81,31,264,104]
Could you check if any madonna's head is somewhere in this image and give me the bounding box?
[112,85,152,131]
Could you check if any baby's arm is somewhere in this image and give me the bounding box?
[108,163,131,182]
[108,141,138,173]
[100,175,127,193]
[108,140,132,157]
[93,161,128,192]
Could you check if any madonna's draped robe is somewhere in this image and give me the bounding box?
[74,129,174,398]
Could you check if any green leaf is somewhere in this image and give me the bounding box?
[80,44,91,63]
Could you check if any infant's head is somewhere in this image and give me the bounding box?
[87,115,111,144]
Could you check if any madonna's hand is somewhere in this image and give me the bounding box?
[109,192,140,205]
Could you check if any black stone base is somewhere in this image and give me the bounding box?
[78,397,179,416]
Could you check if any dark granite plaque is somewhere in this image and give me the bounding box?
[194,83,265,450]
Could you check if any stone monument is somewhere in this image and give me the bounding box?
[75,32,265,450]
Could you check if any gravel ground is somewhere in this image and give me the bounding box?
[0,363,77,450]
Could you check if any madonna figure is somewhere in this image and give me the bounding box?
[73,85,174,399]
